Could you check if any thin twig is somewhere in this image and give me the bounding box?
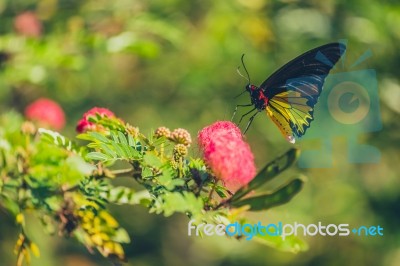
[110,168,134,176]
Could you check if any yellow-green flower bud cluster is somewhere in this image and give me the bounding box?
[77,209,125,260]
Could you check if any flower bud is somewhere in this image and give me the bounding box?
[21,121,36,135]
[76,107,115,133]
[126,124,139,138]
[154,126,171,138]
[173,144,188,159]
[170,128,192,147]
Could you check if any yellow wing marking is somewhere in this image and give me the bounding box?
[266,90,315,140]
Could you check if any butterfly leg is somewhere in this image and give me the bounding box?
[243,111,260,134]
[238,107,257,124]
[231,104,253,121]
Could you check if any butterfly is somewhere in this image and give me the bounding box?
[234,42,346,143]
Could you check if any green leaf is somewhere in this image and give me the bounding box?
[83,130,142,161]
[131,146,142,158]
[157,175,185,190]
[112,228,131,243]
[117,132,128,145]
[110,141,127,157]
[111,132,119,143]
[151,136,166,147]
[99,143,117,158]
[0,194,20,216]
[127,145,141,159]
[119,142,139,159]
[127,134,136,146]
[215,185,229,198]
[105,187,152,206]
[143,153,163,168]
[87,131,111,143]
[141,167,153,179]
[133,190,153,206]
[66,155,96,175]
[114,137,133,157]
[107,187,135,204]
[38,128,76,151]
[76,133,94,141]
[153,191,203,217]
[230,148,299,202]
[254,229,308,253]
[155,167,183,190]
[231,178,304,211]
[86,152,111,161]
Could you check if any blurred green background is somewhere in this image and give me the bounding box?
[1,0,400,265]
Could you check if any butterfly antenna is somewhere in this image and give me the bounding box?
[235,66,248,98]
[236,66,249,83]
[234,54,252,98]
[241,54,251,84]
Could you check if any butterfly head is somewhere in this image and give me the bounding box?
[245,84,256,100]
[245,84,259,97]
[245,84,256,92]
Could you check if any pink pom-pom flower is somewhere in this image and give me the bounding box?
[198,121,256,192]
[198,121,243,150]
[76,107,115,133]
[14,12,42,38]
[25,98,66,130]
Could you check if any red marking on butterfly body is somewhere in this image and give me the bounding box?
[258,90,269,106]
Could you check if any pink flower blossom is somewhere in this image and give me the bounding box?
[76,107,115,133]
[14,12,42,38]
[198,121,256,192]
[198,121,242,150]
[25,98,65,130]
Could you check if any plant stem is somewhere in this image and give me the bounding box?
[111,168,134,176]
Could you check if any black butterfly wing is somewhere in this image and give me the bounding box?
[262,42,346,141]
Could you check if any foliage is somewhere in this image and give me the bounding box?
[0,1,398,265]
[0,111,304,265]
